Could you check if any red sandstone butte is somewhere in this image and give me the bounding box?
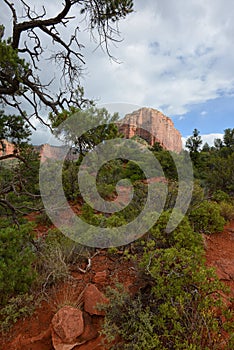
[118,107,182,153]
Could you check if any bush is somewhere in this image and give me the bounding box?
[102,285,161,349]
[212,190,230,203]
[189,200,225,234]
[0,294,35,333]
[97,183,116,199]
[219,201,234,222]
[144,210,203,252]
[0,224,36,305]
[102,216,231,349]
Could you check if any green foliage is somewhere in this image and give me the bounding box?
[189,200,225,234]
[0,293,35,333]
[80,0,133,23]
[152,149,178,180]
[223,128,234,150]
[97,183,116,200]
[219,201,234,222]
[144,210,203,252]
[187,127,234,196]
[62,160,80,201]
[0,111,31,151]
[212,190,231,203]
[0,39,29,94]
[123,161,146,181]
[103,217,231,349]
[185,128,202,165]
[50,106,120,157]
[102,285,162,349]
[187,181,205,212]
[150,141,163,152]
[205,153,234,194]
[35,211,53,227]
[0,224,36,305]
[0,144,41,219]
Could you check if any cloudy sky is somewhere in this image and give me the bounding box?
[1,0,234,146]
[83,0,234,146]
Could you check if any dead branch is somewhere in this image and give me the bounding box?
[1,0,133,126]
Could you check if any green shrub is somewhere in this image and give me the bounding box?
[212,190,230,203]
[189,200,225,234]
[97,183,116,199]
[102,285,161,349]
[103,250,230,349]
[103,257,228,349]
[0,293,35,333]
[102,215,232,349]
[145,210,203,252]
[219,201,234,222]
[0,224,36,305]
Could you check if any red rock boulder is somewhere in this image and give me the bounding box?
[84,284,108,316]
[51,305,84,350]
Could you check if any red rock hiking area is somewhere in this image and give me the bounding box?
[1,220,234,349]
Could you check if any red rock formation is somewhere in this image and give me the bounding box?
[35,144,79,162]
[0,139,17,156]
[118,107,182,153]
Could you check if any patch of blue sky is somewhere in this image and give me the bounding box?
[172,95,234,136]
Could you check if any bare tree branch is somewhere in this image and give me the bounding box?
[0,0,133,128]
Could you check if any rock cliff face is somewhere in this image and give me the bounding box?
[118,108,182,153]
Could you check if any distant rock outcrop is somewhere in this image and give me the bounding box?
[118,107,182,153]
[0,140,16,156]
[34,144,79,162]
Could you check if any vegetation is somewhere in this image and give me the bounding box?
[0,4,234,343]
[0,223,36,305]
[102,215,233,349]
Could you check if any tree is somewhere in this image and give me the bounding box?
[185,128,202,165]
[223,128,234,148]
[201,142,210,152]
[214,138,223,150]
[0,1,133,221]
[0,0,133,128]
[50,106,120,156]
[185,128,202,154]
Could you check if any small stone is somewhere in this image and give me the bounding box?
[92,271,107,284]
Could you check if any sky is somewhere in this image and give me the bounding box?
[1,0,234,146]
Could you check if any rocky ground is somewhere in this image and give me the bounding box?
[1,220,234,350]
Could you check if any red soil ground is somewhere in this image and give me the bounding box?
[1,220,234,350]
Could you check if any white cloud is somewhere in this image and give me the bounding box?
[200,133,224,146]
[182,133,224,148]
[82,0,234,117]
